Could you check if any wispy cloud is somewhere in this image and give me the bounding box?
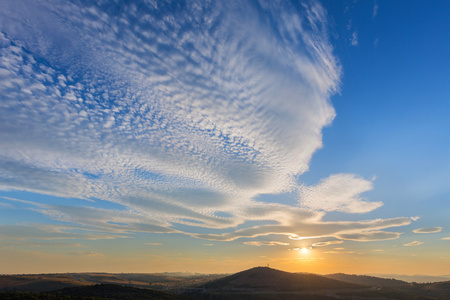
[243,241,289,247]
[413,227,442,234]
[0,0,411,246]
[312,240,343,247]
[299,174,382,213]
[373,2,379,19]
[351,31,359,46]
[404,241,424,247]
[0,202,15,209]
[325,250,355,254]
[0,223,130,241]
[68,251,104,257]
[336,231,401,242]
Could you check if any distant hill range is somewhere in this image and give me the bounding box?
[373,274,450,283]
[201,266,363,291]
[2,267,450,299]
[324,273,409,288]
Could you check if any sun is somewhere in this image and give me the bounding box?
[301,247,309,254]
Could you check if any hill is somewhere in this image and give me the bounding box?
[375,274,450,283]
[0,284,190,300]
[50,284,188,299]
[325,273,409,288]
[201,266,363,292]
[0,274,90,293]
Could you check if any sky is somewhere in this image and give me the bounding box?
[0,0,449,276]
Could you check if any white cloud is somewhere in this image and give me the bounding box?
[299,174,382,213]
[413,227,442,234]
[243,241,289,247]
[312,240,343,247]
[0,0,340,215]
[351,31,359,46]
[0,202,15,209]
[191,212,410,242]
[0,0,412,245]
[373,3,379,19]
[325,250,355,254]
[404,241,424,247]
[336,231,401,242]
[0,224,130,241]
[69,251,103,257]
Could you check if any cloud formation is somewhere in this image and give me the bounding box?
[336,231,401,242]
[373,2,379,19]
[312,240,344,247]
[299,174,382,213]
[351,31,359,46]
[243,241,290,247]
[413,227,442,234]
[404,241,424,247]
[0,0,411,245]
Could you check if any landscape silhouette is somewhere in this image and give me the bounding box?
[1,267,450,299]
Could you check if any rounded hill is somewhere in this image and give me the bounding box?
[202,267,363,291]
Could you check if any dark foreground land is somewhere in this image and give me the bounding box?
[1,267,450,300]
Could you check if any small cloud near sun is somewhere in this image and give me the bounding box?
[404,241,424,247]
[245,241,290,247]
[312,240,344,247]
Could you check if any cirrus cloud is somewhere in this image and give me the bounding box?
[413,227,442,234]
[336,231,401,242]
[0,0,412,247]
[243,241,290,247]
[312,240,344,247]
[404,241,424,247]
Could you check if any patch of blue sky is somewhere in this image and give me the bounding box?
[81,172,101,180]
[0,190,128,211]
[105,221,129,227]
[254,192,298,206]
[214,211,233,218]
[132,167,169,183]
[0,190,88,206]
[0,202,70,227]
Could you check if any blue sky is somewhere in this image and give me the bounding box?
[0,0,449,275]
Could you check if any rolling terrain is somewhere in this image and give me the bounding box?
[201,266,363,291]
[1,267,450,299]
[324,273,409,288]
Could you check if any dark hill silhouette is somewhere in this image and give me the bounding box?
[325,273,409,288]
[202,267,363,291]
[50,283,188,299]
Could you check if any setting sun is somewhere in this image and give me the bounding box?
[301,248,309,254]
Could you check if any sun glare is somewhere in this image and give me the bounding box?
[301,248,309,254]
